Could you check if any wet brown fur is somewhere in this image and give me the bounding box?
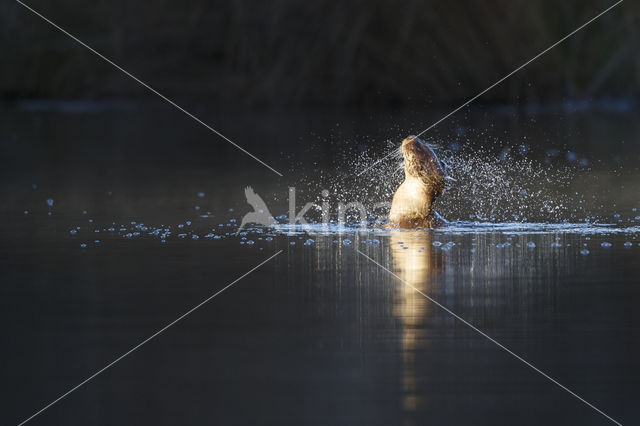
[387,136,447,229]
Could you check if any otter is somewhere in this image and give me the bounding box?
[387,136,446,228]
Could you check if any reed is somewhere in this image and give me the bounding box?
[1,0,638,106]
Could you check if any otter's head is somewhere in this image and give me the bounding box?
[401,136,446,197]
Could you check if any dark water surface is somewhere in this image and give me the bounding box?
[1,102,639,425]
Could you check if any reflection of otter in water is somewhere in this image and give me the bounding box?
[388,136,447,229]
[390,232,439,412]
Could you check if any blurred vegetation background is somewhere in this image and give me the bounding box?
[2,0,638,107]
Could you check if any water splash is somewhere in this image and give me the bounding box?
[436,147,579,222]
[267,222,640,236]
[300,138,590,223]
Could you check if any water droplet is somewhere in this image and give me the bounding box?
[580,249,589,255]
[46,198,54,207]
[527,242,536,248]
[601,242,612,248]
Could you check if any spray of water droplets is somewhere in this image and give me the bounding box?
[435,146,580,222]
[295,137,590,223]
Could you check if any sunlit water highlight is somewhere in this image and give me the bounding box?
[61,215,640,257]
[270,222,640,236]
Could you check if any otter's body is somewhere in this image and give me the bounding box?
[387,136,446,229]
